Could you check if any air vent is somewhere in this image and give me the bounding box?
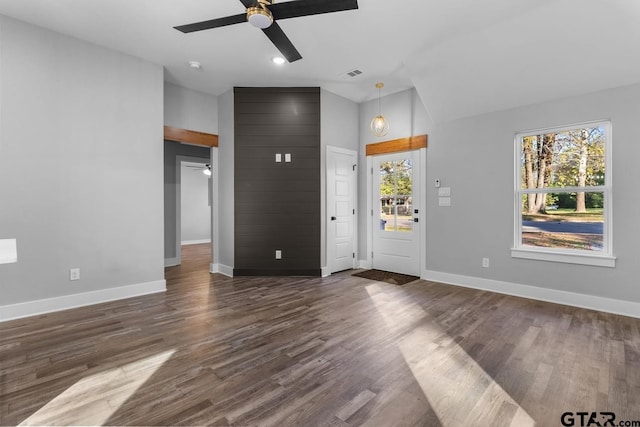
[339,68,364,79]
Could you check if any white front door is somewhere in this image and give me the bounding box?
[372,151,420,276]
[327,146,357,273]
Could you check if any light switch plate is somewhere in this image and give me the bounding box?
[438,197,451,207]
[438,187,451,197]
[285,153,291,162]
[275,153,282,162]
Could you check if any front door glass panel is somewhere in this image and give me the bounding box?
[379,159,413,232]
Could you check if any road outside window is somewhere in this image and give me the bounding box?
[512,121,615,267]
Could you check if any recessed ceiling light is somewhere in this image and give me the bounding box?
[272,56,285,65]
[188,61,202,70]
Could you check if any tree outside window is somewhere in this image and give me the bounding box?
[379,159,413,232]
[513,121,614,266]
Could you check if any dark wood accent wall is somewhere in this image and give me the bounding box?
[234,87,321,276]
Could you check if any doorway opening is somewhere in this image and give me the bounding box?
[177,160,212,266]
[367,147,426,277]
[163,139,215,273]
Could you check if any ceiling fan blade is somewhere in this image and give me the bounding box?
[269,0,358,20]
[238,0,256,8]
[174,13,247,33]
[262,22,302,62]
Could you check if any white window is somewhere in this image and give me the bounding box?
[512,121,615,267]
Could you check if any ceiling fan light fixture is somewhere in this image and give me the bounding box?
[370,82,390,137]
[175,0,358,64]
[272,56,285,65]
[247,6,273,29]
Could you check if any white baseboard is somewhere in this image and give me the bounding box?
[210,263,233,277]
[181,239,211,245]
[357,259,372,270]
[0,280,166,322]
[422,269,640,319]
[164,257,180,267]
[321,266,331,277]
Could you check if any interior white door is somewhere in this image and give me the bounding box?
[372,151,420,276]
[327,147,357,273]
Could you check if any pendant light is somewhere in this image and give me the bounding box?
[370,82,389,137]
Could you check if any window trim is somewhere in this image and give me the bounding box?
[511,120,615,267]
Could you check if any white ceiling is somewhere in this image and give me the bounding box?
[1,0,639,122]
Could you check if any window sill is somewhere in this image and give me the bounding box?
[511,248,616,268]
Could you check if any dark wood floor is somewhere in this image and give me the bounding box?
[1,244,639,426]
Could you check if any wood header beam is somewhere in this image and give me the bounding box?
[164,126,219,147]
[366,134,427,156]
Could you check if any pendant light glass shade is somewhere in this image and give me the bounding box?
[371,115,389,137]
[370,82,389,137]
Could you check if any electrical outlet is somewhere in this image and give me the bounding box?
[275,250,282,260]
[70,268,80,281]
[482,258,490,268]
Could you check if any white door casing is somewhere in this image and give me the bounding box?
[327,146,357,273]
[371,150,421,276]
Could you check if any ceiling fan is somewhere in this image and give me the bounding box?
[174,0,359,63]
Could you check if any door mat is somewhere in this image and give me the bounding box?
[352,269,419,286]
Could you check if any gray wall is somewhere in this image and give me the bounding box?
[218,90,235,270]
[163,142,210,262]
[321,89,360,152]
[424,83,640,303]
[180,163,211,243]
[320,89,359,268]
[356,84,640,305]
[2,9,632,311]
[164,82,219,134]
[357,88,432,257]
[0,15,164,305]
